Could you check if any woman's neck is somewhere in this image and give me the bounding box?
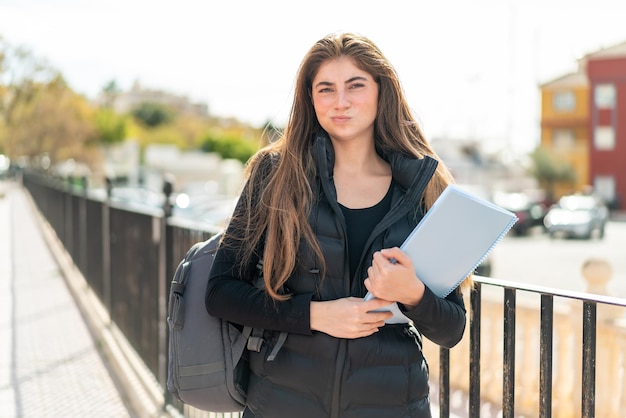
[332,140,392,209]
[332,138,386,176]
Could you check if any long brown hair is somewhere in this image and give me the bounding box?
[229,32,465,300]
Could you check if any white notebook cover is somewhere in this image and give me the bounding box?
[366,184,517,323]
[401,184,517,298]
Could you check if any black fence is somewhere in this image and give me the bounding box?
[22,173,215,385]
[22,171,626,418]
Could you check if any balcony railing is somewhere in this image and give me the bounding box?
[21,171,626,418]
[424,278,626,417]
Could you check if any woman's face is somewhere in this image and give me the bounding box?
[311,56,378,144]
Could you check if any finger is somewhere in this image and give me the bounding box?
[351,322,380,335]
[365,265,382,295]
[371,252,390,276]
[380,247,408,264]
[364,276,372,293]
[381,247,412,267]
[363,296,394,309]
[372,250,386,267]
[368,257,378,279]
[366,326,381,335]
[366,317,389,327]
[357,328,379,338]
[362,323,383,335]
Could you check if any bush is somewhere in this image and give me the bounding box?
[200,135,259,164]
[131,102,174,127]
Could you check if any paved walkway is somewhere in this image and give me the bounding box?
[0,180,136,417]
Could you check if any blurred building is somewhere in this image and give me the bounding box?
[428,137,538,201]
[540,40,626,210]
[539,70,589,199]
[586,41,626,210]
[102,81,209,118]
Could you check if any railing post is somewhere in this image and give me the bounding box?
[469,283,482,417]
[581,301,597,418]
[102,177,112,323]
[78,175,88,276]
[539,294,554,417]
[502,288,516,418]
[64,175,73,252]
[162,175,173,218]
[439,347,450,418]
[159,174,174,405]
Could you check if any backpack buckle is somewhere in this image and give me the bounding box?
[247,336,264,352]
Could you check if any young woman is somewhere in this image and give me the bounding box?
[205,31,469,418]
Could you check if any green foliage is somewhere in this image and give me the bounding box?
[95,108,127,144]
[131,102,175,127]
[1,35,266,169]
[137,124,190,148]
[3,76,98,164]
[100,79,121,108]
[1,36,60,126]
[102,79,121,96]
[200,134,259,163]
[530,146,577,200]
[530,147,576,183]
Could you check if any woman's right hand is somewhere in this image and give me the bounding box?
[309,297,394,339]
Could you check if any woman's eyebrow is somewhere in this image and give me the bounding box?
[346,76,368,83]
[314,76,369,89]
[313,81,334,89]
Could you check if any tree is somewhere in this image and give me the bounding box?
[5,75,98,166]
[0,36,59,127]
[100,79,121,109]
[131,102,174,127]
[0,37,84,162]
[200,134,259,164]
[95,108,128,145]
[529,146,577,203]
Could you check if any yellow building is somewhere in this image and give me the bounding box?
[539,69,589,198]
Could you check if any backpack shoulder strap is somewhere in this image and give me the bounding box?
[245,257,288,362]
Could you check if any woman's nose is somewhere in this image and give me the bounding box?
[334,89,349,108]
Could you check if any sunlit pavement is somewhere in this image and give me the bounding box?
[0,180,133,417]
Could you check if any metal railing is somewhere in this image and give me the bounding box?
[436,278,626,417]
[22,171,626,418]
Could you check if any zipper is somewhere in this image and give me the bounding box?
[331,339,346,418]
[312,167,350,417]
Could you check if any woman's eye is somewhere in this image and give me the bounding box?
[350,83,365,89]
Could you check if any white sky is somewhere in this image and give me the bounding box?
[2,0,626,155]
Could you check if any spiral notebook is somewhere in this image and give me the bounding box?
[366,184,518,323]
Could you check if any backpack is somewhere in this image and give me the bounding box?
[167,232,252,412]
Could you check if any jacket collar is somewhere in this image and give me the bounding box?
[311,130,438,193]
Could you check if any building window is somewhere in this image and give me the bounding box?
[594,84,616,109]
[553,91,576,112]
[594,176,615,204]
[552,129,575,151]
[594,126,615,150]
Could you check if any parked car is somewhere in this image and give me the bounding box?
[543,195,609,239]
[0,154,10,179]
[493,192,547,236]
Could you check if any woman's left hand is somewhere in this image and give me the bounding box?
[364,247,425,309]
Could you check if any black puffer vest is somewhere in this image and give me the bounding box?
[244,133,440,418]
